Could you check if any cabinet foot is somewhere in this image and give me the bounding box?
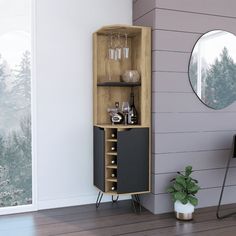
[96,191,103,208]
[131,194,142,213]
[112,195,119,203]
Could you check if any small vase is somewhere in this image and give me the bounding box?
[121,70,140,83]
[174,200,194,221]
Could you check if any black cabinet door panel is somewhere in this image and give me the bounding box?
[117,128,149,194]
[93,126,105,192]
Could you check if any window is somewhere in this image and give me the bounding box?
[0,0,32,208]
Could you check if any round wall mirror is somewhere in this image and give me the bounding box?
[189,30,236,109]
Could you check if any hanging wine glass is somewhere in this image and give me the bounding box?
[123,33,129,59]
[115,34,122,60]
[108,34,115,60]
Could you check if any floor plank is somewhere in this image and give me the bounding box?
[0,200,236,236]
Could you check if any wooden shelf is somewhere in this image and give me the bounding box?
[97,82,141,87]
[106,191,118,194]
[106,178,117,182]
[95,124,147,129]
[106,152,117,156]
[106,165,117,169]
[106,139,117,142]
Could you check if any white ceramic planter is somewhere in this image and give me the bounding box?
[174,200,194,220]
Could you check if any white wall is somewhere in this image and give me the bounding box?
[35,0,132,209]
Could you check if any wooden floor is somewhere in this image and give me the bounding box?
[1,200,236,236]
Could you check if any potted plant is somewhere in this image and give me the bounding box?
[167,166,200,220]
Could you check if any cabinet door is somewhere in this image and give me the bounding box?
[93,126,105,192]
[117,128,149,194]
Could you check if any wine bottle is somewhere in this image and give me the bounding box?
[111,158,117,165]
[111,144,116,151]
[110,183,117,191]
[111,170,117,178]
[128,92,138,124]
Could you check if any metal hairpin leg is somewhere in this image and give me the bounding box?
[131,194,142,213]
[96,191,103,208]
[216,154,235,219]
[112,195,119,203]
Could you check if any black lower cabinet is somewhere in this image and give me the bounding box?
[93,127,105,192]
[117,128,149,194]
[93,126,149,194]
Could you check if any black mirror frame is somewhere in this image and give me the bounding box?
[188,29,236,110]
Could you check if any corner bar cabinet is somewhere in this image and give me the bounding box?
[93,25,151,202]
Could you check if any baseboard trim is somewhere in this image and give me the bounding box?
[0,204,37,216]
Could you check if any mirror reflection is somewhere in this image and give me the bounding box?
[189,30,236,109]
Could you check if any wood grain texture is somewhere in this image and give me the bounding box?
[1,201,236,235]
[93,33,98,124]
[140,27,152,127]
[93,25,151,127]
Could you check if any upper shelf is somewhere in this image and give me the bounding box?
[97,82,141,87]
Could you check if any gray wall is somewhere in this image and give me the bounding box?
[133,0,236,214]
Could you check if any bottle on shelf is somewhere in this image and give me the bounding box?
[110,144,116,152]
[111,158,117,165]
[110,183,117,191]
[128,92,138,125]
[111,170,117,178]
[110,102,124,125]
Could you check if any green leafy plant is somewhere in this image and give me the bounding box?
[167,166,200,206]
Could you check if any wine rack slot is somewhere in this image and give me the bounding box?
[106,129,117,140]
[106,141,117,152]
[106,154,117,165]
[106,181,117,193]
[106,168,117,179]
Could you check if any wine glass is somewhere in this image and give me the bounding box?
[122,102,130,125]
[108,34,115,60]
[115,34,122,60]
[123,33,129,59]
